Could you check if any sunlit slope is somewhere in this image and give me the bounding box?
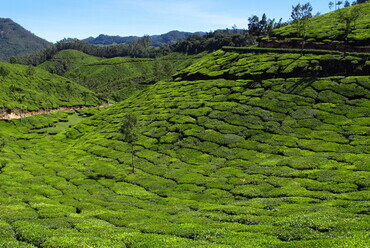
[174,49,370,80]
[0,62,100,112]
[0,49,369,247]
[271,2,370,45]
[62,50,370,246]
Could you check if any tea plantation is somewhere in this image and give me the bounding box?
[0,47,369,247]
[39,50,200,101]
[271,2,370,45]
[0,61,100,112]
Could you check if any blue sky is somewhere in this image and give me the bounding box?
[2,0,331,42]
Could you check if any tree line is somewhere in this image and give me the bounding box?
[12,36,157,66]
[329,0,368,10]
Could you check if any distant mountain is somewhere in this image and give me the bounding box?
[0,18,51,61]
[84,30,205,47]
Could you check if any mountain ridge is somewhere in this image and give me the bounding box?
[0,18,51,61]
[84,30,205,47]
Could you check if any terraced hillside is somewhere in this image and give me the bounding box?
[0,62,101,118]
[174,48,370,80]
[0,48,369,247]
[39,50,200,101]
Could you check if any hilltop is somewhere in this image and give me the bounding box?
[264,2,370,50]
[0,18,51,61]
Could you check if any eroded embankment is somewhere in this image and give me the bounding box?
[0,104,111,120]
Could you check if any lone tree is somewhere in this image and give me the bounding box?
[291,2,313,52]
[336,4,364,54]
[0,65,9,77]
[120,113,139,173]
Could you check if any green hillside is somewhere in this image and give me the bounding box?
[39,50,201,101]
[271,3,370,45]
[0,48,369,247]
[0,18,51,61]
[38,49,102,75]
[0,62,101,113]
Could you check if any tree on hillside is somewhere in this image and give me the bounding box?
[10,56,19,64]
[291,2,313,52]
[25,65,36,77]
[0,65,9,77]
[169,30,256,54]
[248,14,284,36]
[336,4,364,54]
[120,113,139,173]
[329,1,334,10]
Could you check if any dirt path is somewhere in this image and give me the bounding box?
[0,104,111,120]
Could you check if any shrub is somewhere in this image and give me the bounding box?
[0,65,9,77]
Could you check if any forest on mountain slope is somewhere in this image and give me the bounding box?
[0,18,51,61]
[84,31,204,47]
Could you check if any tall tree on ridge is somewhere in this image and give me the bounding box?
[336,3,364,55]
[291,2,313,53]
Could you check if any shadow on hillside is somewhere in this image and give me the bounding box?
[286,77,316,94]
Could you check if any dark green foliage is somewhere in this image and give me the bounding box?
[336,3,365,49]
[0,136,5,152]
[16,38,160,67]
[120,113,139,173]
[120,113,139,144]
[169,29,256,54]
[291,2,313,38]
[84,30,201,47]
[0,65,9,77]
[248,14,285,36]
